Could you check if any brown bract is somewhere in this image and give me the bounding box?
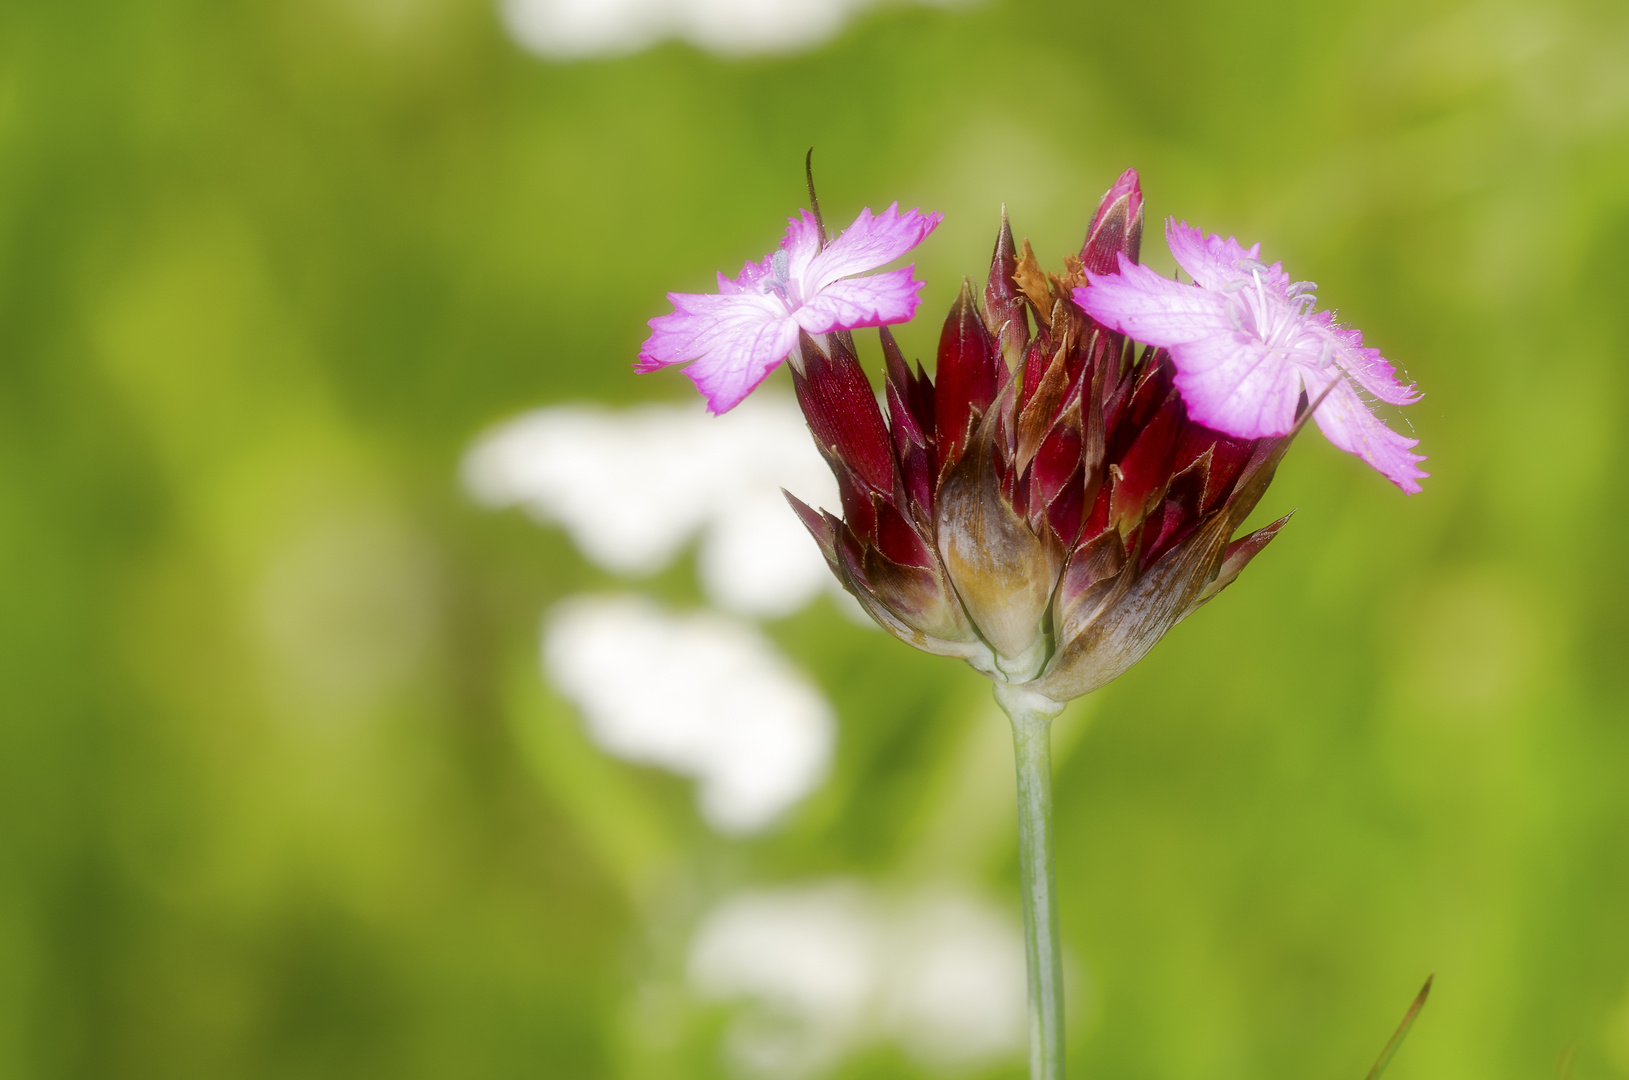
[785,175,1307,703]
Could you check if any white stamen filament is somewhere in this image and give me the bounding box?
[1224,260,1327,364]
[761,249,800,312]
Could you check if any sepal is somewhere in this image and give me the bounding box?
[1179,511,1293,621]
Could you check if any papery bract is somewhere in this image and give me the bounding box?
[1073,220,1428,493]
[637,203,942,413]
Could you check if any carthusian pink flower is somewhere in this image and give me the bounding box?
[1073,221,1427,493]
[637,203,942,413]
[776,173,1303,698]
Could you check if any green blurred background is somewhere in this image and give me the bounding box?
[3,0,1628,1076]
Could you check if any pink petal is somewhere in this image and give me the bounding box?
[720,257,770,295]
[780,209,824,283]
[806,204,943,292]
[1308,373,1429,494]
[637,290,798,414]
[1165,219,1260,290]
[1073,256,1234,347]
[1168,331,1304,439]
[638,288,780,366]
[1313,318,1420,406]
[793,267,925,334]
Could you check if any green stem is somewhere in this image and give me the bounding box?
[994,683,1067,1080]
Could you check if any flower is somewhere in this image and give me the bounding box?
[779,171,1307,701]
[637,203,943,413]
[1072,220,1428,493]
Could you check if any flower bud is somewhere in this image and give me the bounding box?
[1080,167,1145,275]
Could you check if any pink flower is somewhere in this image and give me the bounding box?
[1073,220,1428,494]
[637,203,943,413]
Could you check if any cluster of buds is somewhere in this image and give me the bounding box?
[783,174,1302,701]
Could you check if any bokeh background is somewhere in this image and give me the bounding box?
[4,0,1629,1077]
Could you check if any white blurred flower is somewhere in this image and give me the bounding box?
[688,881,1027,1077]
[882,891,1029,1068]
[690,883,880,1077]
[544,594,834,834]
[499,0,971,59]
[463,395,846,619]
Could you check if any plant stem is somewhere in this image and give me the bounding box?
[995,683,1067,1080]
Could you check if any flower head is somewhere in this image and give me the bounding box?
[1073,220,1428,493]
[779,173,1307,701]
[639,170,1424,705]
[638,203,942,413]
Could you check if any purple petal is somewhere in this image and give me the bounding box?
[806,204,943,292]
[1168,332,1303,439]
[1165,219,1260,290]
[794,267,925,334]
[1073,256,1233,347]
[637,290,799,413]
[1309,373,1428,493]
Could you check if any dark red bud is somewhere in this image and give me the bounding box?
[1199,432,1258,514]
[874,497,935,570]
[832,461,878,542]
[1032,411,1084,508]
[879,326,935,444]
[1018,339,1049,415]
[934,279,999,478]
[793,331,895,496]
[1109,351,1174,459]
[784,491,839,572]
[983,207,1025,344]
[1014,346,1072,477]
[886,389,935,518]
[1141,455,1208,568]
[1081,168,1145,275]
[1078,477,1112,545]
[1110,394,1183,533]
[1043,464,1087,549]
